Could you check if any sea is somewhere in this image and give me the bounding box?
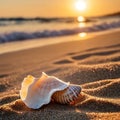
[0,14,120,54]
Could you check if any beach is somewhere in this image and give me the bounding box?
[0,30,120,120]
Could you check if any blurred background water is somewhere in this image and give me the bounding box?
[0,13,120,44]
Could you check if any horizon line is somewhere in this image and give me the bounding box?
[0,11,119,19]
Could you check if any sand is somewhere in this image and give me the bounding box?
[0,31,120,120]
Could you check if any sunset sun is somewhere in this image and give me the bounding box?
[75,0,87,11]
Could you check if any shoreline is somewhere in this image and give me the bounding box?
[0,28,120,55]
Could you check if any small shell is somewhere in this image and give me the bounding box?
[20,72,82,109]
[52,84,81,104]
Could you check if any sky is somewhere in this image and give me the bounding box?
[0,0,120,17]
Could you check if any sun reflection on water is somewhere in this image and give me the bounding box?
[78,32,87,38]
[78,22,86,27]
[77,16,86,28]
[76,16,88,40]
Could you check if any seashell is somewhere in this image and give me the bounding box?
[20,72,81,109]
[52,84,81,104]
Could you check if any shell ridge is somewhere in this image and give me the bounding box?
[52,84,81,104]
[72,86,79,97]
[69,86,78,98]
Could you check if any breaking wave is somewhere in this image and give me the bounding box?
[0,20,120,43]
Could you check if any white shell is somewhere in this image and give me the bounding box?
[20,72,81,109]
[20,72,69,109]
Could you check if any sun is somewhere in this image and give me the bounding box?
[75,0,87,11]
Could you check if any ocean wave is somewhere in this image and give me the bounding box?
[0,17,92,25]
[0,20,120,43]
